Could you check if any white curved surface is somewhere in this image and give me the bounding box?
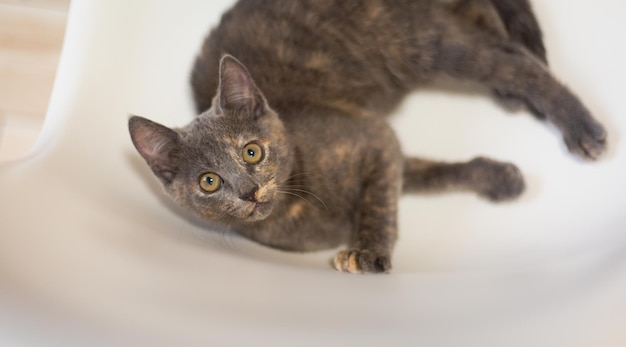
[1,1,625,346]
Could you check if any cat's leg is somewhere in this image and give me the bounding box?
[451,0,547,64]
[333,148,402,274]
[435,37,607,160]
[451,0,509,39]
[487,0,547,64]
[450,0,548,112]
[403,156,525,201]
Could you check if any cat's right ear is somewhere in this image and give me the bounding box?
[128,116,180,184]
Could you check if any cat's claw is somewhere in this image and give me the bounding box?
[333,249,391,274]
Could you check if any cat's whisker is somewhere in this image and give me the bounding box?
[279,187,328,211]
[293,190,328,210]
[221,230,229,249]
[281,184,316,190]
[224,222,239,251]
[276,190,315,209]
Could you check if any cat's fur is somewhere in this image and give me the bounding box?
[129,0,607,274]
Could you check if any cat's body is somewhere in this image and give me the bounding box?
[192,0,542,118]
[129,0,607,273]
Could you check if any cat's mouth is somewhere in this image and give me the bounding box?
[242,181,278,221]
[244,201,273,221]
[223,182,279,222]
[250,201,269,213]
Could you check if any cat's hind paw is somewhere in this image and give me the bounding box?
[563,117,607,161]
[332,249,391,274]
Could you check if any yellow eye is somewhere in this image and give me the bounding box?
[199,173,222,193]
[242,142,264,164]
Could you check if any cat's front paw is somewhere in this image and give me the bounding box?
[470,157,525,202]
[563,117,607,160]
[332,249,391,274]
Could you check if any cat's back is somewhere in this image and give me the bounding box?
[192,0,439,116]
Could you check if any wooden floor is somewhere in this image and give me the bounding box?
[0,0,69,161]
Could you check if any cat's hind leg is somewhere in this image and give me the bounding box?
[450,0,548,112]
[403,157,525,201]
[488,0,547,64]
[450,0,548,65]
[451,0,548,64]
[435,35,607,160]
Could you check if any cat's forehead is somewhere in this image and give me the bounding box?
[183,112,263,148]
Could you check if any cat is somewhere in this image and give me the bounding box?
[129,0,607,274]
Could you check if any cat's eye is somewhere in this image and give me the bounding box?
[199,173,222,193]
[242,142,264,164]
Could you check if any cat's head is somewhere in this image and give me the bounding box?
[129,55,293,223]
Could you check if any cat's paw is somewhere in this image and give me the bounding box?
[332,249,391,274]
[563,117,607,160]
[470,157,525,202]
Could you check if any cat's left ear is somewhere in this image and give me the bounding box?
[217,54,267,118]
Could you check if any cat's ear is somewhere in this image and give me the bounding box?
[217,54,266,118]
[128,116,180,184]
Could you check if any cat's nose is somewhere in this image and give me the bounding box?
[239,185,259,203]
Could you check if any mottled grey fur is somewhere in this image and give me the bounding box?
[129,0,607,274]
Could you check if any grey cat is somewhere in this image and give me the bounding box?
[129,0,607,273]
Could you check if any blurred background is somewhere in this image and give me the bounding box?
[0,0,69,161]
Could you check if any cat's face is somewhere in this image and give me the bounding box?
[129,55,293,223]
